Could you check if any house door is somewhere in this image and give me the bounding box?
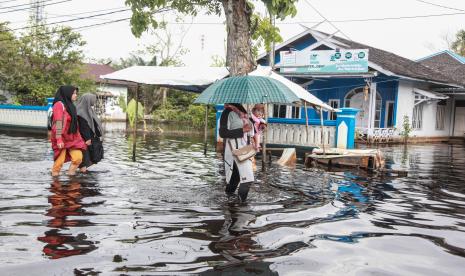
[349,92,370,128]
[454,106,465,136]
[345,87,382,129]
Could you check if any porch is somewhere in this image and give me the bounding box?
[215,105,358,150]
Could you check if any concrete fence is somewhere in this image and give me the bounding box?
[0,98,52,130]
[215,105,358,149]
[266,123,335,147]
[0,105,49,129]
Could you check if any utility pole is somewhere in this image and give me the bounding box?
[262,11,276,171]
[30,0,45,26]
[29,0,45,52]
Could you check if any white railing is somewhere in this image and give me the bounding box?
[266,123,336,147]
[356,127,397,143]
[0,107,48,128]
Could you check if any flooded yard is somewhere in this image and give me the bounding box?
[1,128,465,275]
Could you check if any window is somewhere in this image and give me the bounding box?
[272,104,301,119]
[273,104,287,118]
[374,98,382,128]
[291,106,301,118]
[412,104,423,129]
[436,100,446,130]
[385,101,395,128]
[327,99,340,120]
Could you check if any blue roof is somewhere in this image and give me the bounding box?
[416,50,465,64]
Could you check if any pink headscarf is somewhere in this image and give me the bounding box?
[224,104,250,127]
[224,104,251,142]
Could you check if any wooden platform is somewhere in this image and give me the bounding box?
[305,148,385,171]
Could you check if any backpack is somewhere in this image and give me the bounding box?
[47,102,64,131]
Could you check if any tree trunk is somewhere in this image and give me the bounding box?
[221,0,255,76]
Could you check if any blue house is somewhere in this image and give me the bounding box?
[257,28,463,142]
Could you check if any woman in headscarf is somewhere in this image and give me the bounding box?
[50,85,87,176]
[219,103,255,202]
[76,93,103,173]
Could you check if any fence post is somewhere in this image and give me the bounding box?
[47,97,54,107]
[335,108,359,149]
[215,104,224,152]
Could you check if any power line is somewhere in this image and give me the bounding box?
[8,8,130,32]
[0,0,71,15]
[0,0,55,10]
[414,0,464,12]
[4,7,465,30]
[302,0,352,41]
[0,0,24,4]
[7,6,126,24]
[46,7,127,22]
[135,11,465,25]
[2,4,464,40]
[0,7,171,42]
[280,11,465,24]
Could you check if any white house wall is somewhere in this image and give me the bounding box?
[395,80,415,131]
[451,94,465,137]
[396,80,452,137]
[97,84,127,120]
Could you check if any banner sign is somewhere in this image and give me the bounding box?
[279,49,369,74]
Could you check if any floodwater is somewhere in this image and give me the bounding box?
[1,127,465,275]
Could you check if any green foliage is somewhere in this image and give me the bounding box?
[261,0,298,20]
[186,104,216,128]
[125,0,297,37]
[0,22,94,105]
[251,14,283,56]
[152,101,178,121]
[125,0,222,38]
[451,29,465,56]
[210,55,226,67]
[127,98,145,128]
[118,95,127,112]
[0,23,24,93]
[125,0,298,71]
[0,94,7,104]
[152,90,215,128]
[95,15,188,70]
[399,115,411,143]
[250,0,297,58]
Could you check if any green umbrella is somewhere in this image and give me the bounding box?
[194,75,300,104]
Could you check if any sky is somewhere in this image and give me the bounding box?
[1,0,464,66]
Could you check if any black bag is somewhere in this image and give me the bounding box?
[47,103,64,130]
[47,108,53,130]
[89,137,104,164]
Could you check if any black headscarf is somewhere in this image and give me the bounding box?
[227,103,247,113]
[53,85,79,134]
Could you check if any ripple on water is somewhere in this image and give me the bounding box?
[0,130,465,275]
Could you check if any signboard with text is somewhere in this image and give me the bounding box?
[279,49,369,74]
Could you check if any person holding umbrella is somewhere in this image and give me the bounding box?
[194,75,300,202]
[219,103,255,202]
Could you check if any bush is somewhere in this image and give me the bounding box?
[153,102,215,129]
[399,115,411,143]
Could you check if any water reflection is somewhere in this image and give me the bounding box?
[1,129,465,275]
[210,202,258,258]
[37,177,101,259]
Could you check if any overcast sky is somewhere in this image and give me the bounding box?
[1,0,464,66]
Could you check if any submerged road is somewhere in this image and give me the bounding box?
[1,128,464,275]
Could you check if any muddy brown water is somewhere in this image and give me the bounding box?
[1,128,464,275]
